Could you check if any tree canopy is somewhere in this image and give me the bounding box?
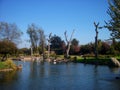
[105,0,120,40]
[0,22,22,61]
[0,22,22,44]
[27,23,46,57]
[50,35,65,54]
[0,40,17,61]
[70,38,80,55]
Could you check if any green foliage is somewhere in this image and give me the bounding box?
[114,41,120,52]
[70,38,80,55]
[107,41,120,55]
[50,52,56,58]
[106,0,120,39]
[27,24,39,53]
[71,38,79,46]
[50,35,65,55]
[0,40,17,61]
[0,40,17,54]
[99,41,111,55]
[0,62,6,69]
[80,42,94,54]
[27,23,46,56]
[0,59,17,70]
[4,59,17,70]
[0,21,22,61]
[115,56,120,60]
[0,22,22,44]
[18,48,31,55]
[77,56,111,65]
[80,41,114,55]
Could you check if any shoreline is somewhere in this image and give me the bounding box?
[11,56,120,67]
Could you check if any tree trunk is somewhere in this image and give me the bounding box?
[95,33,98,59]
[1,54,7,61]
[64,30,75,59]
[47,33,52,59]
[48,42,50,58]
[66,42,71,58]
[42,40,45,60]
[94,22,99,59]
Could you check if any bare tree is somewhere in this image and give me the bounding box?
[64,30,75,58]
[47,33,52,59]
[0,22,22,44]
[94,22,100,59]
[94,22,104,59]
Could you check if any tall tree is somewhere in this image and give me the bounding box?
[27,24,39,54]
[94,22,99,59]
[27,24,46,60]
[64,30,75,58]
[0,40,17,61]
[38,29,46,60]
[94,22,103,59]
[50,35,64,54]
[71,38,79,46]
[47,33,52,58]
[105,0,120,39]
[0,22,22,44]
[100,42,110,55]
[70,38,80,55]
[80,43,94,55]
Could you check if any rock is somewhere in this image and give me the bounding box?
[110,57,120,67]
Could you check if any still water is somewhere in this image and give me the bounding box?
[0,61,120,90]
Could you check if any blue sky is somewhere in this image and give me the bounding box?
[0,0,110,48]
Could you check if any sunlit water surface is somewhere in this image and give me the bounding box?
[0,61,120,90]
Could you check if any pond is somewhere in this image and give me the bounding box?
[0,61,120,90]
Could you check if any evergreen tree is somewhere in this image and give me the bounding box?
[105,0,120,39]
[50,35,64,55]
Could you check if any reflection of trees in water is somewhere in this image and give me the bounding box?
[93,65,100,90]
[30,62,38,77]
[29,62,62,80]
[94,65,98,76]
[0,70,18,83]
[39,62,46,77]
[29,62,46,78]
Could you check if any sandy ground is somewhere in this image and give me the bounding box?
[22,56,43,62]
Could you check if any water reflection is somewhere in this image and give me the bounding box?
[0,70,17,83]
[0,61,120,90]
[109,67,120,74]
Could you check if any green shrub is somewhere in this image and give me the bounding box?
[0,59,17,70]
[0,62,6,69]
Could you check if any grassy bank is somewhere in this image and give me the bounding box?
[77,58,111,65]
[76,55,120,65]
[56,55,120,65]
[0,59,17,70]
